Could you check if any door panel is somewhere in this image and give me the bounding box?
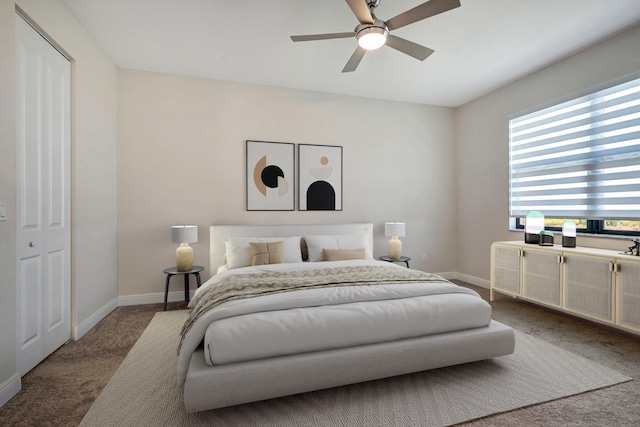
[16,13,71,376]
[19,256,41,345]
[491,244,521,295]
[48,249,64,327]
[617,261,640,331]
[19,43,41,230]
[563,255,613,322]
[523,249,562,307]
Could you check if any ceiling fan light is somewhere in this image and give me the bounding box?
[357,26,388,50]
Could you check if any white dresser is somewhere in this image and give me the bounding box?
[491,241,640,335]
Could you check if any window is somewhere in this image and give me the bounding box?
[515,217,640,237]
[509,73,640,237]
[603,219,640,233]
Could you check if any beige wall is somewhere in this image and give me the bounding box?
[0,0,117,404]
[117,69,457,300]
[3,0,637,408]
[455,24,640,282]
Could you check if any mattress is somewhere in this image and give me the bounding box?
[178,259,491,382]
[204,290,490,365]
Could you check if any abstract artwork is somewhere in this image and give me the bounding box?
[298,144,342,211]
[246,140,295,211]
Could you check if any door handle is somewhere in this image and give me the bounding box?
[29,241,36,247]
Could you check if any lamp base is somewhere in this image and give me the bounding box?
[524,232,540,244]
[388,236,402,260]
[562,236,576,248]
[176,243,194,271]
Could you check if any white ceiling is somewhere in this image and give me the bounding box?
[63,0,640,107]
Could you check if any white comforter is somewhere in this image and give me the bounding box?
[177,260,490,385]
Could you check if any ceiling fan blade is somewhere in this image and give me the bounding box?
[386,35,434,61]
[342,46,367,73]
[291,32,355,42]
[345,0,374,25]
[385,0,461,31]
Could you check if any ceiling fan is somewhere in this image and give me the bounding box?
[290,0,461,73]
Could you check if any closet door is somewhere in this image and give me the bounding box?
[15,14,71,375]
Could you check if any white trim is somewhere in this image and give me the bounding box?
[0,373,21,408]
[436,272,489,289]
[435,272,457,281]
[73,298,118,340]
[453,272,490,289]
[118,290,196,307]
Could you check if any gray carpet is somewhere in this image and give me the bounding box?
[79,310,631,427]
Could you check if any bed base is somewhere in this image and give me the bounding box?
[183,319,515,412]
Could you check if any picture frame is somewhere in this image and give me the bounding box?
[298,144,343,211]
[246,140,295,211]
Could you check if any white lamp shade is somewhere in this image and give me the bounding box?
[563,220,577,237]
[524,211,545,234]
[385,222,406,237]
[171,225,198,244]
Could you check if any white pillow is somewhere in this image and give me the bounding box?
[303,234,372,262]
[226,236,303,269]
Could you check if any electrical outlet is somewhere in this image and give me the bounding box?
[422,253,428,262]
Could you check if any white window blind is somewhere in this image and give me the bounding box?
[509,75,640,219]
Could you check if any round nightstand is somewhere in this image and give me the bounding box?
[379,256,411,268]
[163,265,204,311]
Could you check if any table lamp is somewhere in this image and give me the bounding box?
[385,222,405,260]
[524,211,544,244]
[562,220,577,248]
[171,225,198,271]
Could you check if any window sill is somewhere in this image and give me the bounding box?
[508,219,639,241]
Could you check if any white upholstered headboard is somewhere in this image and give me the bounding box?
[210,223,373,274]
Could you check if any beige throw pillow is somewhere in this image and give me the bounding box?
[323,248,366,261]
[250,241,284,266]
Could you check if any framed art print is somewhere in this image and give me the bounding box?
[298,144,342,211]
[246,140,295,211]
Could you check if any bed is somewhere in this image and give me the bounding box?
[177,223,515,413]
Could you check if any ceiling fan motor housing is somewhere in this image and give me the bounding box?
[355,19,389,50]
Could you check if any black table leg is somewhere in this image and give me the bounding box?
[184,274,190,302]
[164,274,171,311]
[195,272,201,288]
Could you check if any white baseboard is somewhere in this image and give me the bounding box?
[73,297,118,340]
[118,290,196,307]
[0,373,21,408]
[453,273,490,289]
[435,272,488,289]
[437,272,457,281]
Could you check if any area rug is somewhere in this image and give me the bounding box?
[79,310,631,427]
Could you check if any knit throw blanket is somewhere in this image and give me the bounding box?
[178,265,446,353]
